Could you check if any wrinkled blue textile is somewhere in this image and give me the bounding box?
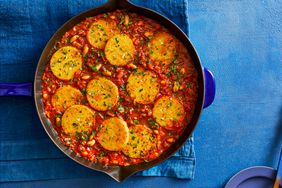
[0,0,195,182]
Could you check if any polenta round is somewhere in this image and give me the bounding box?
[51,85,83,113]
[126,69,159,104]
[61,105,95,135]
[148,32,176,66]
[97,117,129,151]
[105,34,135,66]
[86,77,119,111]
[50,46,82,80]
[122,125,156,158]
[87,19,117,49]
[153,96,185,129]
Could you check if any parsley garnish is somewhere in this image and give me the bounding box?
[81,88,86,95]
[100,51,104,57]
[148,118,158,129]
[133,119,139,124]
[91,65,98,72]
[118,105,125,112]
[120,84,126,91]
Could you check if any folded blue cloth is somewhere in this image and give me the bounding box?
[0,0,195,182]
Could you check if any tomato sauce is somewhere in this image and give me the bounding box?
[41,10,198,166]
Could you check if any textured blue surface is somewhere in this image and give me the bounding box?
[1,0,282,187]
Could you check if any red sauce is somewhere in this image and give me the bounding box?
[41,10,198,166]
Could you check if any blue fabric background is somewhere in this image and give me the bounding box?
[0,0,195,182]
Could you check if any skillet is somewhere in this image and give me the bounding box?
[0,0,215,182]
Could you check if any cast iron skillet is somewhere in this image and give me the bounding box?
[0,0,215,182]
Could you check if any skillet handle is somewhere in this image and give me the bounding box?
[0,83,33,97]
[203,68,215,108]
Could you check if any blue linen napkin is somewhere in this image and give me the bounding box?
[0,0,195,182]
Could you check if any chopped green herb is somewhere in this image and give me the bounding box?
[100,51,104,57]
[84,54,89,62]
[148,118,158,129]
[91,130,97,136]
[119,15,125,25]
[81,88,86,95]
[120,84,126,91]
[48,81,52,87]
[139,71,145,76]
[176,72,184,79]
[133,59,138,64]
[91,65,98,72]
[64,39,70,45]
[104,93,111,99]
[171,65,177,72]
[76,131,82,137]
[55,114,62,118]
[81,135,88,141]
[133,119,139,124]
[99,151,105,157]
[133,68,138,75]
[118,105,125,112]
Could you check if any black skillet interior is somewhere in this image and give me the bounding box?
[34,0,204,182]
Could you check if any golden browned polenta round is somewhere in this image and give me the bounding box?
[153,96,185,129]
[105,34,135,66]
[87,19,117,49]
[126,69,159,104]
[122,125,156,158]
[50,46,82,80]
[148,32,176,66]
[86,77,119,111]
[51,85,83,113]
[61,105,95,135]
[97,117,129,151]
